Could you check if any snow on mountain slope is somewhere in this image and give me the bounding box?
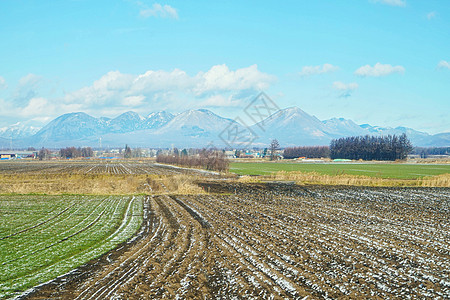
[31,112,105,142]
[107,111,144,133]
[143,111,174,129]
[0,122,41,139]
[252,107,331,146]
[7,107,449,148]
[156,109,237,137]
[322,118,367,137]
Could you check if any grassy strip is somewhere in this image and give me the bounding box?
[230,162,450,179]
[237,171,450,187]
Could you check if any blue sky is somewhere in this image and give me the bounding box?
[0,0,449,133]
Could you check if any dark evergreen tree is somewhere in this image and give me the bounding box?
[330,134,413,161]
[283,146,330,159]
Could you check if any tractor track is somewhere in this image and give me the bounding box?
[19,183,450,299]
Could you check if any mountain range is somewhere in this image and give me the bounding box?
[0,122,41,140]
[0,107,448,148]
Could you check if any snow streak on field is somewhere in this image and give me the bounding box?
[0,195,143,299]
[25,184,450,299]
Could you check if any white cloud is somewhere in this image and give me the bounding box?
[437,60,450,69]
[2,65,275,125]
[63,64,275,112]
[134,69,193,92]
[18,73,42,88]
[194,64,275,95]
[0,76,6,89]
[22,97,51,117]
[333,81,358,91]
[427,11,436,20]
[93,71,135,91]
[299,64,339,76]
[355,63,405,77]
[140,3,178,19]
[123,95,146,106]
[371,0,406,7]
[198,94,242,108]
[12,73,45,106]
[31,116,52,124]
[333,81,358,98]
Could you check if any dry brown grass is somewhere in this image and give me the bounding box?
[0,174,204,195]
[265,171,450,187]
[417,173,450,187]
[414,158,450,164]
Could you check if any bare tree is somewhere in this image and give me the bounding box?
[156,148,229,172]
[132,147,143,158]
[124,144,132,159]
[270,139,280,161]
[38,148,50,160]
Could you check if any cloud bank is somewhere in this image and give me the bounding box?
[355,63,405,77]
[1,65,275,125]
[140,3,178,19]
[333,81,358,98]
[437,60,450,69]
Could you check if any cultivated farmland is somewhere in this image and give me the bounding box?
[0,161,203,176]
[21,182,450,299]
[230,161,450,179]
[0,195,143,299]
[0,161,211,195]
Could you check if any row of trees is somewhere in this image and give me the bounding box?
[330,134,413,161]
[60,147,94,159]
[283,146,330,159]
[412,147,450,158]
[156,148,229,172]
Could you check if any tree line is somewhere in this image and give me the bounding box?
[283,146,330,159]
[330,134,413,161]
[156,148,229,172]
[412,147,450,158]
[60,147,94,159]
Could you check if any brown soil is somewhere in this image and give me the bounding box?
[19,182,450,299]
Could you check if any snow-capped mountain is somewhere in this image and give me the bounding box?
[158,109,236,136]
[322,118,367,137]
[80,109,245,148]
[2,107,449,148]
[0,122,41,139]
[30,112,105,143]
[358,124,431,146]
[107,111,144,133]
[143,111,174,129]
[251,107,331,146]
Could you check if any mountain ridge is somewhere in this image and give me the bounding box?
[1,107,448,148]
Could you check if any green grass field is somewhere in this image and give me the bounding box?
[0,195,143,299]
[230,162,450,179]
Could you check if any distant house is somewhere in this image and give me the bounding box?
[0,151,38,160]
[239,154,255,159]
[224,150,235,159]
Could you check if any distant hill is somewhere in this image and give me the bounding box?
[0,122,41,139]
[251,107,330,146]
[1,107,448,148]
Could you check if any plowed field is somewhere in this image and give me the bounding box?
[22,183,450,299]
[0,161,203,175]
